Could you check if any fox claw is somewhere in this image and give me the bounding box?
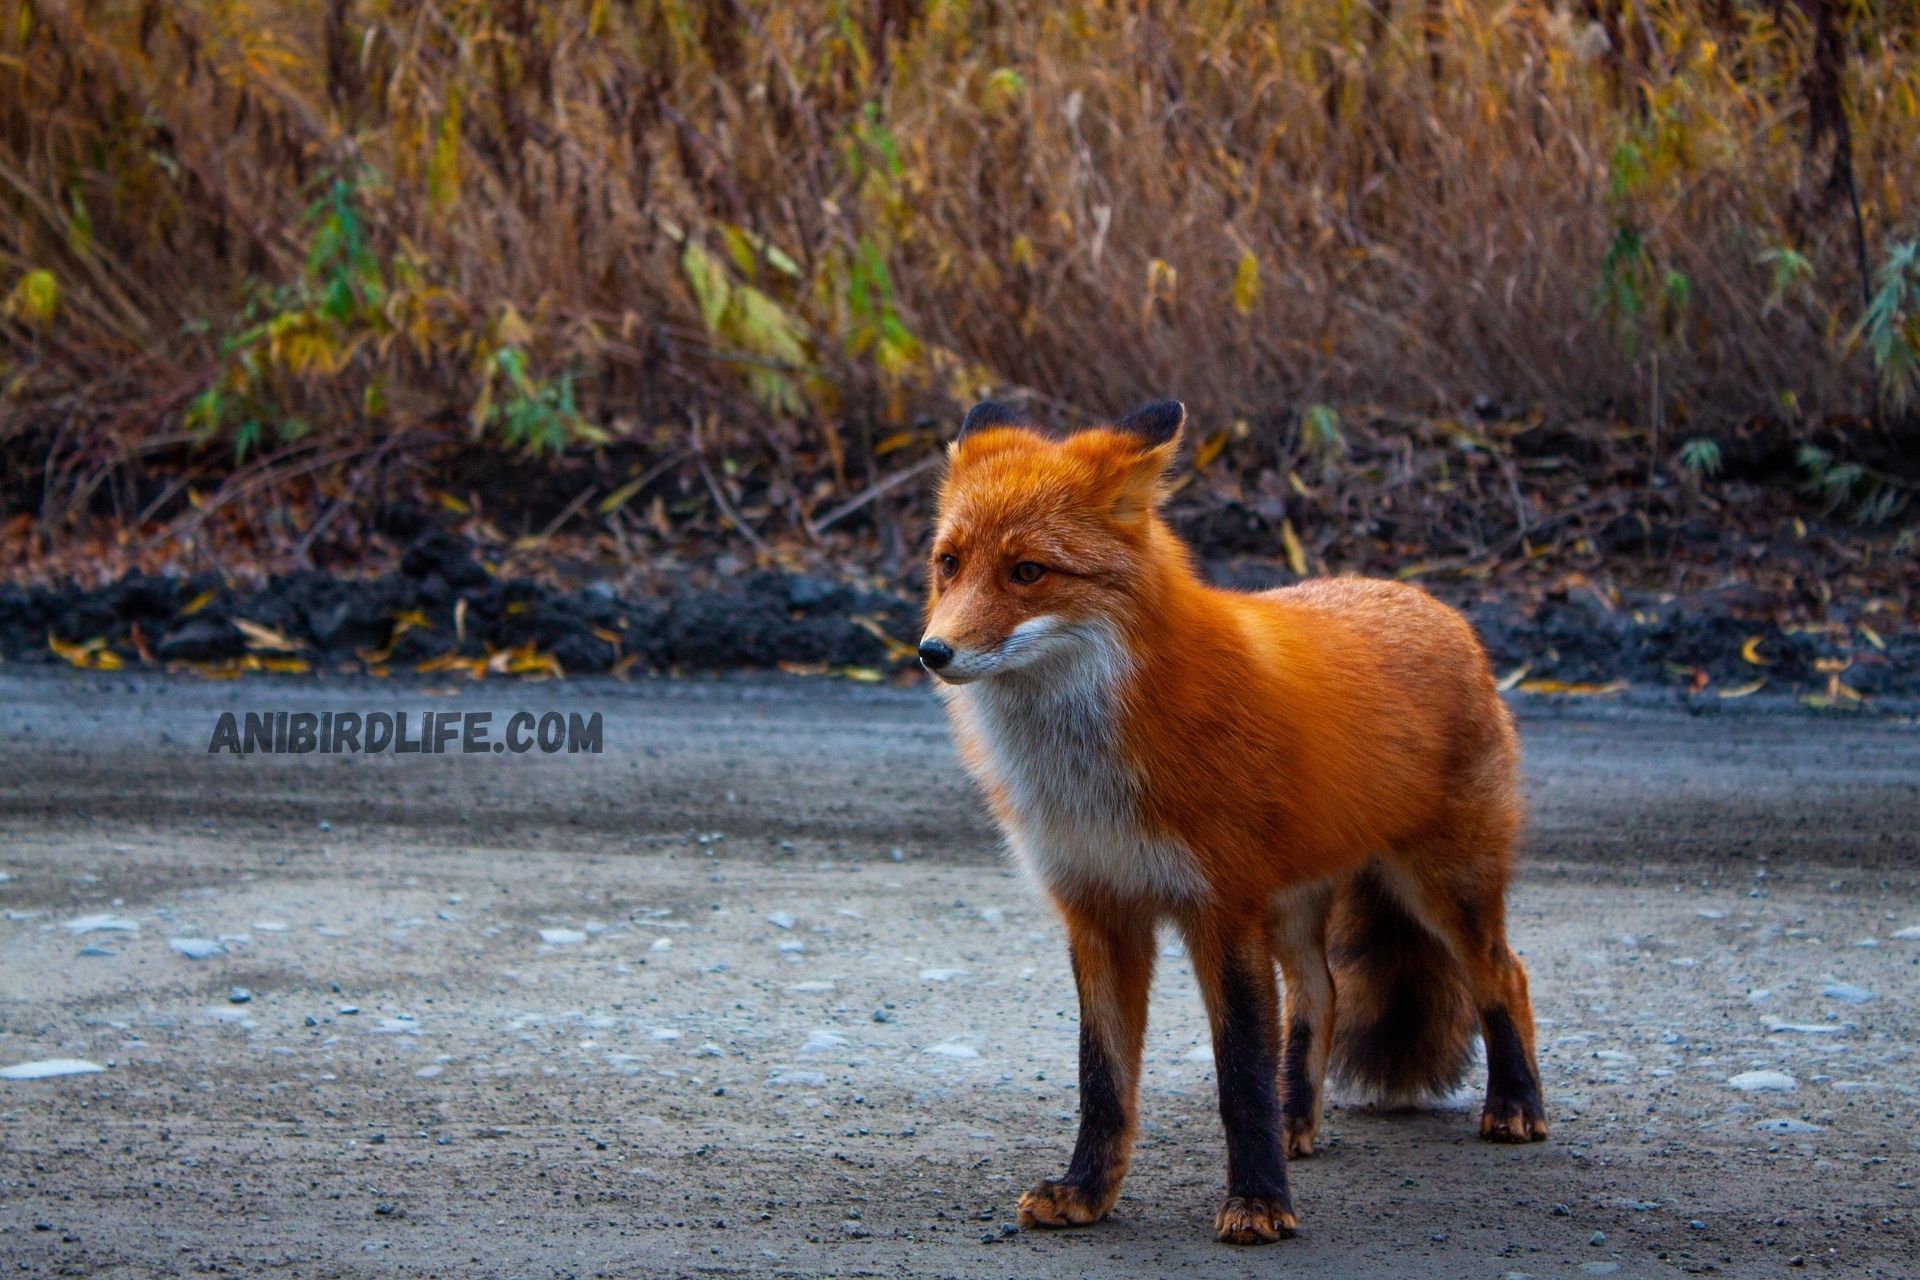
[1215,1195,1297,1245]
[1017,1179,1109,1229]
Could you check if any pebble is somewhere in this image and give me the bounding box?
[1891,925,1920,941]
[1727,1070,1797,1092]
[767,1070,828,1087]
[919,968,969,982]
[77,945,116,958]
[227,987,252,1004]
[650,938,673,952]
[1821,982,1874,1004]
[0,1058,106,1080]
[925,1041,980,1060]
[1765,1020,1845,1035]
[766,912,796,930]
[1756,1118,1822,1134]
[62,913,139,935]
[169,937,224,959]
[539,928,587,945]
[1588,1230,1606,1245]
[801,1030,849,1055]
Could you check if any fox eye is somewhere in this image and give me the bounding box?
[1010,561,1046,586]
[937,553,959,578]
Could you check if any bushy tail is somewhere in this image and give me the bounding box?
[1328,863,1476,1106]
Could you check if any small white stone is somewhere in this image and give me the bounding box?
[0,1058,106,1080]
[539,928,587,945]
[1726,1070,1797,1092]
[1755,1117,1821,1134]
[919,968,969,982]
[767,1069,828,1087]
[801,1030,849,1055]
[63,913,139,935]
[925,1041,980,1059]
[169,937,224,960]
[766,912,796,930]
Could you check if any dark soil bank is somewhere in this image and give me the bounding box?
[3,527,1916,699]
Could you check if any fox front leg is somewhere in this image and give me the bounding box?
[1018,908,1155,1229]
[1187,920,1298,1245]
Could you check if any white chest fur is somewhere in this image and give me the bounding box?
[942,627,1206,906]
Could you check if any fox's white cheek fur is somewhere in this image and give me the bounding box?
[941,618,1207,905]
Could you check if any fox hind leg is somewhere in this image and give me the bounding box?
[1268,883,1334,1157]
[1382,848,1547,1144]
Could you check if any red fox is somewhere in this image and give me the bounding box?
[919,399,1546,1245]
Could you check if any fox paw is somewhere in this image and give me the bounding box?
[1215,1195,1297,1245]
[1285,1116,1320,1158]
[1480,1095,1549,1143]
[1017,1179,1109,1229]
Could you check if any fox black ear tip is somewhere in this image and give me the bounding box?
[1116,399,1187,445]
[956,399,1023,441]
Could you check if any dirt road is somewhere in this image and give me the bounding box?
[1,672,1916,1278]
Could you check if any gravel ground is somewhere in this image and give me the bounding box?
[0,672,1917,1278]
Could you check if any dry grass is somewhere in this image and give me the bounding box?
[2,0,1918,570]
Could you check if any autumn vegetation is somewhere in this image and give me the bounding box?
[2,0,1917,588]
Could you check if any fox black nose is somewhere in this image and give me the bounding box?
[918,637,954,671]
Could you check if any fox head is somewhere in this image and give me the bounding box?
[918,399,1187,684]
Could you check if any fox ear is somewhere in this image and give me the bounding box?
[1112,400,1186,447]
[954,399,1023,442]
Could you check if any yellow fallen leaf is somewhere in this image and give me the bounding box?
[1739,635,1770,666]
[1495,664,1531,692]
[435,491,471,515]
[261,657,311,674]
[91,650,123,671]
[178,590,216,617]
[778,661,828,677]
[834,665,885,683]
[234,618,302,652]
[1859,624,1886,651]
[850,614,917,662]
[599,475,650,515]
[1717,677,1767,699]
[47,633,104,667]
[391,609,432,636]
[1280,519,1308,577]
[455,598,469,644]
[1516,679,1628,696]
[1191,429,1229,470]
